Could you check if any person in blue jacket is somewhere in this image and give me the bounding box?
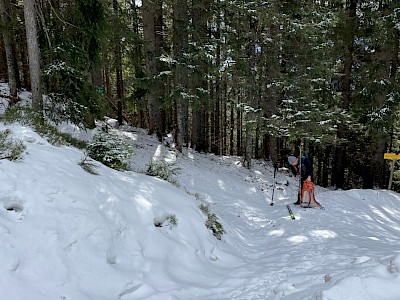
[288,155,314,205]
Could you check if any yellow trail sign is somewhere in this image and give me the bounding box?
[384,153,400,190]
[384,153,400,160]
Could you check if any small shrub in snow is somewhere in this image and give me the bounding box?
[87,132,134,171]
[2,106,38,124]
[146,160,180,187]
[199,203,224,240]
[0,129,26,161]
[154,213,178,229]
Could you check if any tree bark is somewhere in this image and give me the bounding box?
[113,0,124,126]
[0,42,6,79]
[333,0,357,189]
[236,104,242,156]
[370,2,399,188]
[242,19,260,168]
[143,0,163,140]
[0,0,17,102]
[23,0,43,112]
[190,0,210,152]
[173,0,189,152]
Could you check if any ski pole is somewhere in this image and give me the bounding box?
[298,144,302,203]
[270,162,278,206]
[270,188,275,206]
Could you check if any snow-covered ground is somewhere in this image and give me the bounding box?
[1,83,400,299]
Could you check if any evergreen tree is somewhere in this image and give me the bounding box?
[43,0,105,125]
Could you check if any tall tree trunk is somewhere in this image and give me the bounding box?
[230,102,234,156]
[18,17,30,89]
[0,0,17,102]
[9,0,20,89]
[236,101,242,156]
[211,11,221,155]
[131,1,146,130]
[153,0,164,140]
[370,2,400,188]
[334,0,357,189]
[262,22,279,164]
[222,79,227,154]
[243,72,255,168]
[322,146,330,187]
[0,41,7,79]
[23,0,43,112]
[243,106,254,168]
[143,0,163,140]
[113,0,124,126]
[104,53,111,97]
[173,0,189,152]
[242,20,259,168]
[190,0,209,152]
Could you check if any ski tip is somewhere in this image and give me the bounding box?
[286,205,296,220]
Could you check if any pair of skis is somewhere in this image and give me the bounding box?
[286,202,325,220]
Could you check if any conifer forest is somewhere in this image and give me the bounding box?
[1,0,400,190]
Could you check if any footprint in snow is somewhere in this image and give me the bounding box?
[0,197,26,222]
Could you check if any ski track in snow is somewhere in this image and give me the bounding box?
[111,125,400,299]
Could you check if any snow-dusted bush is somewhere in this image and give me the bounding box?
[146,160,180,187]
[199,203,224,240]
[87,132,134,171]
[0,129,26,161]
[43,60,107,127]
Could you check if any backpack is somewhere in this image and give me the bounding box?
[301,181,320,208]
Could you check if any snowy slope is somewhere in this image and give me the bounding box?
[0,83,400,299]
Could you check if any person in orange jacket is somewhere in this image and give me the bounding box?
[288,155,314,205]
